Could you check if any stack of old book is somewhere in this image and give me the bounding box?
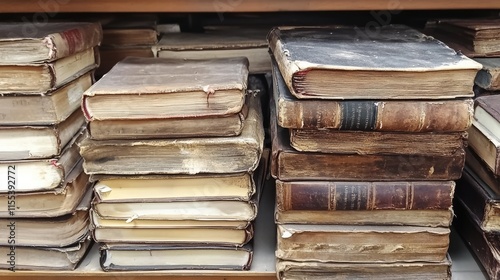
[79,56,265,271]
[0,22,102,270]
[455,94,500,279]
[268,25,482,279]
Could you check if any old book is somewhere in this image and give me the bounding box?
[276,258,451,280]
[102,20,158,46]
[0,72,93,125]
[0,47,99,94]
[0,110,85,160]
[82,57,248,121]
[456,167,500,232]
[268,25,481,100]
[0,22,102,64]
[276,224,449,262]
[89,99,247,140]
[271,105,465,181]
[100,244,253,271]
[272,60,474,131]
[275,180,454,227]
[0,188,91,247]
[454,197,500,279]
[96,47,154,78]
[93,225,253,246]
[468,122,500,175]
[290,129,467,156]
[0,234,91,271]
[466,147,500,193]
[0,165,90,218]
[0,134,82,193]
[80,93,264,175]
[474,94,500,136]
[154,31,269,73]
[475,58,500,90]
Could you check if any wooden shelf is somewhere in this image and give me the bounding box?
[1,0,500,13]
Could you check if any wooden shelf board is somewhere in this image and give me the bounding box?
[0,0,500,13]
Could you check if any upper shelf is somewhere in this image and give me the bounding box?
[1,0,500,13]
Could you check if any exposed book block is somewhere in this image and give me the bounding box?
[0,110,85,160]
[454,196,500,279]
[88,97,248,140]
[154,31,269,73]
[475,58,500,90]
[80,94,264,175]
[468,121,500,175]
[272,59,474,131]
[82,57,248,121]
[92,224,254,246]
[96,47,154,78]
[99,244,253,271]
[466,147,500,193]
[0,134,82,193]
[0,72,93,125]
[0,188,90,247]
[0,47,99,94]
[0,165,90,218]
[276,258,451,280]
[271,106,465,181]
[275,180,454,227]
[0,22,102,64]
[276,224,449,263]
[456,167,500,232]
[268,25,481,100]
[289,129,467,156]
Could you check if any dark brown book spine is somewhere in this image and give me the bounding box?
[276,180,454,211]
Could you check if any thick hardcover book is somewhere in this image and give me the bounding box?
[0,133,82,193]
[0,22,102,64]
[276,258,451,280]
[468,121,500,175]
[474,95,500,139]
[100,244,253,271]
[101,18,158,46]
[268,25,481,100]
[275,180,454,227]
[0,72,93,125]
[0,111,85,160]
[276,224,449,263]
[467,147,500,193]
[0,188,91,247]
[290,129,467,156]
[271,106,465,181]
[96,47,154,78]
[272,60,474,131]
[82,57,248,121]
[0,47,99,94]
[456,167,500,232]
[80,94,264,175]
[454,198,500,280]
[154,31,269,73]
[475,58,500,90]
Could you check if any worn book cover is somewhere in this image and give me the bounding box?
[467,147,500,193]
[276,224,449,263]
[80,94,264,175]
[468,121,500,175]
[272,59,474,131]
[100,244,253,271]
[275,180,454,227]
[268,25,481,99]
[271,105,465,181]
[475,58,500,90]
[0,22,102,64]
[82,57,249,121]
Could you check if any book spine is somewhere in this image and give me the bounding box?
[279,99,474,132]
[276,180,454,211]
[47,23,103,61]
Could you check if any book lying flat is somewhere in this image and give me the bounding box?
[268,25,481,99]
[0,110,85,160]
[0,133,82,193]
[82,57,248,121]
[0,188,91,247]
[272,60,474,131]
[0,72,93,125]
[275,180,454,227]
[80,94,264,175]
[277,224,449,263]
[468,122,500,176]
[0,22,102,64]
[466,147,500,193]
[277,258,451,280]
[96,47,154,78]
[474,58,500,91]
[100,244,253,271]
